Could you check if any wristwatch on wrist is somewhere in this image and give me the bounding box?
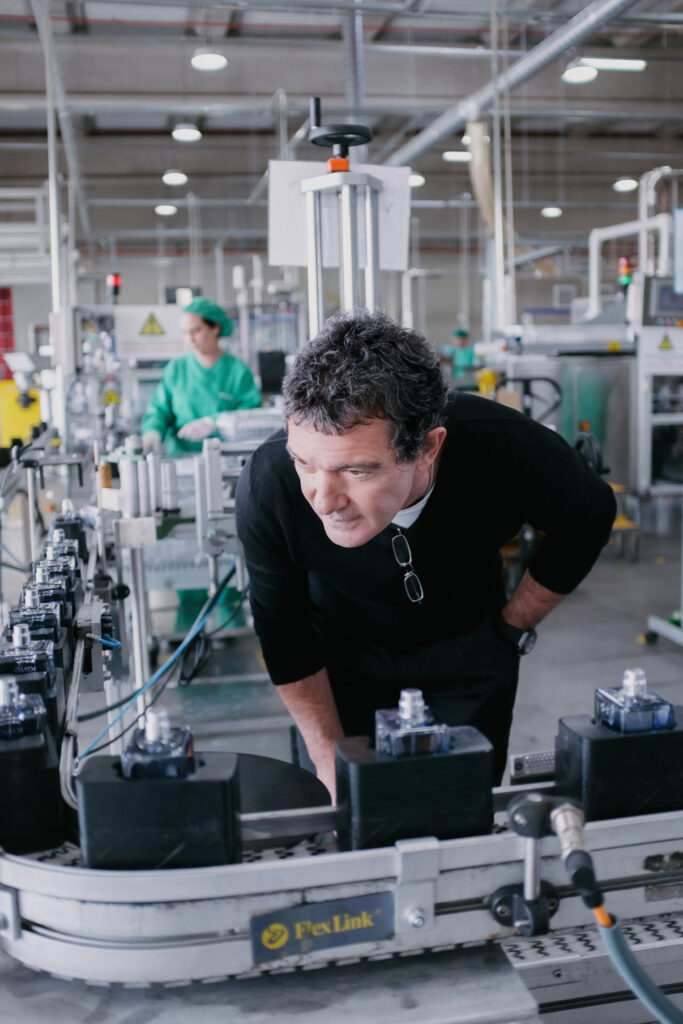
[496,617,537,655]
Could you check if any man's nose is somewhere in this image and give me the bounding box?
[310,473,346,516]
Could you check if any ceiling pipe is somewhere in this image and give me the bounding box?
[343,6,365,118]
[88,197,268,208]
[3,93,681,128]
[638,165,674,275]
[586,213,672,320]
[67,0,683,23]
[67,0,481,13]
[511,244,567,270]
[385,0,644,167]
[30,0,90,236]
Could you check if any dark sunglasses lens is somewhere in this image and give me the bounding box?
[404,571,424,603]
[392,534,411,565]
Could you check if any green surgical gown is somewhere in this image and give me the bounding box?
[141,351,261,456]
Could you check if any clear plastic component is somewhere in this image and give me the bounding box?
[120,709,194,779]
[375,687,452,757]
[595,668,676,733]
[23,576,69,609]
[12,623,30,648]
[42,533,79,564]
[215,407,284,443]
[0,627,54,675]
[39,549,77,574]
[10,599,61,630]
[0,676,46,738]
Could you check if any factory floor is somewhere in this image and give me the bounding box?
[2,525,683,1023]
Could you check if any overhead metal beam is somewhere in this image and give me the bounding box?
[3,93,680,127]
[64,0,683,24]
[385,0,645,167]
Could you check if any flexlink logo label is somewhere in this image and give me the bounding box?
[251,893,394,964]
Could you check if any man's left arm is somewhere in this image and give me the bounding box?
[501,568,565,630]
[517,422,617,600]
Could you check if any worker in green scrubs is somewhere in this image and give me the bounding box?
[141,297,261,457]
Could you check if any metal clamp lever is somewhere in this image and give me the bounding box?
[488,792,562,937]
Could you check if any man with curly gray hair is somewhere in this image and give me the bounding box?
[236,309,615,799]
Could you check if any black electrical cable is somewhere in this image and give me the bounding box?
[205,589,248,637]
[77,654,178,721]
[178,631,213,685]
[177,589,249,685]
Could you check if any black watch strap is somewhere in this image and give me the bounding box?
[496,617,537,655]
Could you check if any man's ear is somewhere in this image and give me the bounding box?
[423,426,447,462]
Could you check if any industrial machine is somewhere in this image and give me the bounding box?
[635,275,683,497]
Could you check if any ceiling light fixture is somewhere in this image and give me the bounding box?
[191,47,228,71]
[581,57,646,72]
[442,150,472,163]
[541,206,563,219]
[561,60,598,84]
[172,123,202,143]
[162,169,188,186]
[408,173,426,188]
[613,177,639,193]
[155,204,178,216]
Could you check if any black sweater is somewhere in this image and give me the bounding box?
[235,393,616,686]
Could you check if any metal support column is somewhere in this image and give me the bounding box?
[129,547,150,718]
[364,185,381,310]
[339,184,360,310]
[25,467,39,566]
[306,189,325,336]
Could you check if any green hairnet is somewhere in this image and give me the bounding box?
[183,297,233,337]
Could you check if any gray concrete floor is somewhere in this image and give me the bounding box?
[510,529,683,771]
[2,527,683,1021]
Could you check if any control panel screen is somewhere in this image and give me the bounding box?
[645,278,683,325]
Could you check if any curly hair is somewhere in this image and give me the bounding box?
[282,309,448,462]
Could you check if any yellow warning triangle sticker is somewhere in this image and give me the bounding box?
[659,334,674,350]
[140,313,165,336]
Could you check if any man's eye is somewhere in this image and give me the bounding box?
[347,469,368,478]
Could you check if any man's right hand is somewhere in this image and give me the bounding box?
[312,746,338,804]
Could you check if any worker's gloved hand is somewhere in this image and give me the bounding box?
[177,416,216,442]
[142,431,162,454]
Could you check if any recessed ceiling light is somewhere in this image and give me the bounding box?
[541,206,563,218]
[442,150,472,163]
[191,48,228,71]
[581,57,646,72]
[461,133,471,146]
[409,173,425,188]
[561,61,598,84]
[155,204,178,216]
[162,169,188,186]
[172,123,202,143]
[613,177,639,193]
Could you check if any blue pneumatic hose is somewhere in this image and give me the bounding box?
[77,561,236,760]
[596,915,683,1024]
